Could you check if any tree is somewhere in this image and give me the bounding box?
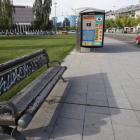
[114,17,123,29]
[32,0,52,30]
[109,19,115,28]
[105,19,110,29]
[0,0,15,31]
[120,16,128,33]
[70,25,76,30]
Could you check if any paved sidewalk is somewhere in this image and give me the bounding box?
[1,37,140,140]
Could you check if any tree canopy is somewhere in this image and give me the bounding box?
[105,15,140,32]
[32,0,52,30]
[0,0,15,31]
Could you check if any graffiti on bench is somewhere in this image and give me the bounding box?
[0,54,48,95]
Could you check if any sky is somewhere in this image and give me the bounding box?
[13,0,140,19]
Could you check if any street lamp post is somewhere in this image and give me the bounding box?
[54,2,57,33]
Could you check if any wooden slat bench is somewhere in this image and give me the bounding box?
[0,49,67,140]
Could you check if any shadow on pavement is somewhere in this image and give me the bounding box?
[4,72,120,140]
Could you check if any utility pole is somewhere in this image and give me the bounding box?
[54,2,57,33]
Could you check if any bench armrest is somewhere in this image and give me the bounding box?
[49,61,61,66]
[0,101,17,116]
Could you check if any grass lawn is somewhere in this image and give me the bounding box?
[0,34,76,101]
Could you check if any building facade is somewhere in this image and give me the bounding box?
[52,15,77,28]
[12,5,35,32]
[105,11,116,20]
[105,4,140,32]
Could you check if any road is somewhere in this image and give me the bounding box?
[105,33,139,47]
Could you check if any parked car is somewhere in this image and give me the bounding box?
[0,32,5,35]
[124,31,127,33]
[7,32,11,35]
[37,31,48,35]
[22,32,26,35]
[17,32,21,35]
[68,30,76,34]
[48,31,55,35]
[136,34,140,45]
[26,32,35,35]
[44,31,48,35]
[11,32,17,35]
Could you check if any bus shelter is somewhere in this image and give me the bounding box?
[72,7,105,53]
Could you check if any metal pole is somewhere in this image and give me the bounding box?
[65,18,66,31]
[54,2,57,33]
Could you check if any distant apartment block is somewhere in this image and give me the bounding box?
[12,5,35,32]
[105,4,140,32]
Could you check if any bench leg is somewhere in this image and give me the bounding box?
[61,77,67,82]
[2,126,27,140]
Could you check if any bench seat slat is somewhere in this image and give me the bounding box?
[13,66,62,113]
[18,66,67,128]
[26,66,67,116]
[0,66,65,126]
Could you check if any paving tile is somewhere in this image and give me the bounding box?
[110,108,140,127]
[87,99,109,107]
[108,96,132,109]
[50,87,69,97]
[55,96,67,102]
[133,79,140,87]
[119,80,138,87]
[122,86,140,94]
[46,95,66,103]
[116,75,132,80]
[88,84,105,92]
[68,64,79,69]
[79,64,90,69]
[50,118,83,140]
[113,124,140,140]
[134,110,140,122]
[89,69,101,75]
[22,124,52,140]
[87,91,107,101]
[106,87,126,98]
[126,94,140,110]
[89,73,103,79]
[88,78,104,84]
[31,108,61,127]
[65,93,86,104]
[83,131,115,140]
[33,126,53,140]
[129,73,140,79]
[63,69,77,79]
[41,102,63,110]
[59,104,85,120]
[69,85,87,94]
[72,78,88,86]
[84,112,114,134]
[103,77,119,82]
[104,81,122,88]
[102,73,117,78]
[86,106,110,115]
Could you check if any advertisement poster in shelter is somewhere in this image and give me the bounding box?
[81,14,104,47]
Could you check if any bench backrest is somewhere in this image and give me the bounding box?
[0,49,49,96]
